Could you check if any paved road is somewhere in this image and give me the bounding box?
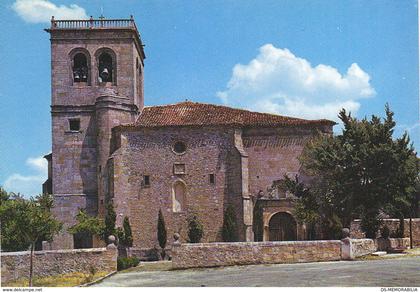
[94,256,420,287]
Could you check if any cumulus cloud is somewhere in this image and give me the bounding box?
[12,0,88,23]
[217,44,376,121]
[3,154,48,197]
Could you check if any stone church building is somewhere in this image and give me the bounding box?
[43,17,335,254]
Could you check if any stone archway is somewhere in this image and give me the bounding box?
[268,212,297,241]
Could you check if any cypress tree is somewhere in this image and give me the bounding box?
[188,214,204,243]
[222,204,237,242]
[157,209,167,249]
[122,216,133,247]
[104,202,116,243]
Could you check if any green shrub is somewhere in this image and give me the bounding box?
[222,204,237,242]
[117,256,140,271]
[157,209,167,249]
[187,214,204,243]
[122,216,133,247]
[104,203,116,244]
[380,225,390,239]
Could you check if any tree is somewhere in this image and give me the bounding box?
[117,216,133,247]
[0,190,62,286]
[104,202,116,243]
[123,216,133,247]
[0,190,31,251]
[26,200,62,286]
[297,104,419,238]
[0,186,10,203]
[187,214,204,243]
[222,204,237,242]
[68,209,105,238]
[157,209,167,259]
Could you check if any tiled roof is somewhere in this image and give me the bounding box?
[129,101,335,128]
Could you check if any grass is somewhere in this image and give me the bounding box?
[3,270,109,287]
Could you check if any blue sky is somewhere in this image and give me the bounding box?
[0,0,418,197]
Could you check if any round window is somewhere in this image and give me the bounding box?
[173,141,187,154]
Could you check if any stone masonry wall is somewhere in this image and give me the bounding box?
[172,240,342,269]
[243,126,328,198]
[350,218,420,247]
[111,127,240,249]
[350,239,376,258]
[1,245,117,285]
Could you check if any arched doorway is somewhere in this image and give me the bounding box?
[268,212,297,241]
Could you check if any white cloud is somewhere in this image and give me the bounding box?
[3,154,48,197]
[12,0,88,23]
[217,44,376,122]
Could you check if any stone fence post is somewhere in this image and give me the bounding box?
[105,235,118,271]
[341,228,353,260]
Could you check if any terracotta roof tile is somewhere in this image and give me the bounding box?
[129,101,335,128]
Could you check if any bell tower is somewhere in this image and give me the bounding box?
[46,16,145,249]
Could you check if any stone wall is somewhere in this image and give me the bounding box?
[110,127,238,249]
[350,239,376,257]
[376,238,410,252]
[350,218,420,247]
[0,245,117,284]
[171,240,342,269]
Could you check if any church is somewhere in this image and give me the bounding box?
[43,16,335,257]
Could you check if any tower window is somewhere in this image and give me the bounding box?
[73,53,88,82]
[209,174,215,184]
[98,52,113,83]
[69,119,80,131]
[143,175,150,187]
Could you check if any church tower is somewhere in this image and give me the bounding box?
[45,16,145,248]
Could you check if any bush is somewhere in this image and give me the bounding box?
[222,204,237,242]
[380,225,390,239]
[157,210,167,249]
[116,217,133,247]
[122,216,133,247]
[117,256,140,271]
[187,214,204,243]
[104,203,116,244]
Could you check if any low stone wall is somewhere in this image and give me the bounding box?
[350,218,420,247]
[172,240,342,269]
[376,238,410,252]
[128,247,172,261]
[1,245,117,284]
[341,238,376,260]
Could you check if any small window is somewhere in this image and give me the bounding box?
[143,175,150,187]
[69,119,80,131]
[209,174,215,184]
[173,141,187,154]
[173,163,186,175]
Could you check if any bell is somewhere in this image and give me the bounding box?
[74,73,80,80]
[101,68,109,79]
[82,74,87,80]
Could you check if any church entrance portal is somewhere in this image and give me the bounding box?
[268,212,297,241]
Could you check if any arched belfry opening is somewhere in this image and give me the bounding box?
[72,53,88,82]
[98,52,114,83]
[172,180,186,212]
[268,212,297,241]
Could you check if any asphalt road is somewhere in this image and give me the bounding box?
[94,256,420,287]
